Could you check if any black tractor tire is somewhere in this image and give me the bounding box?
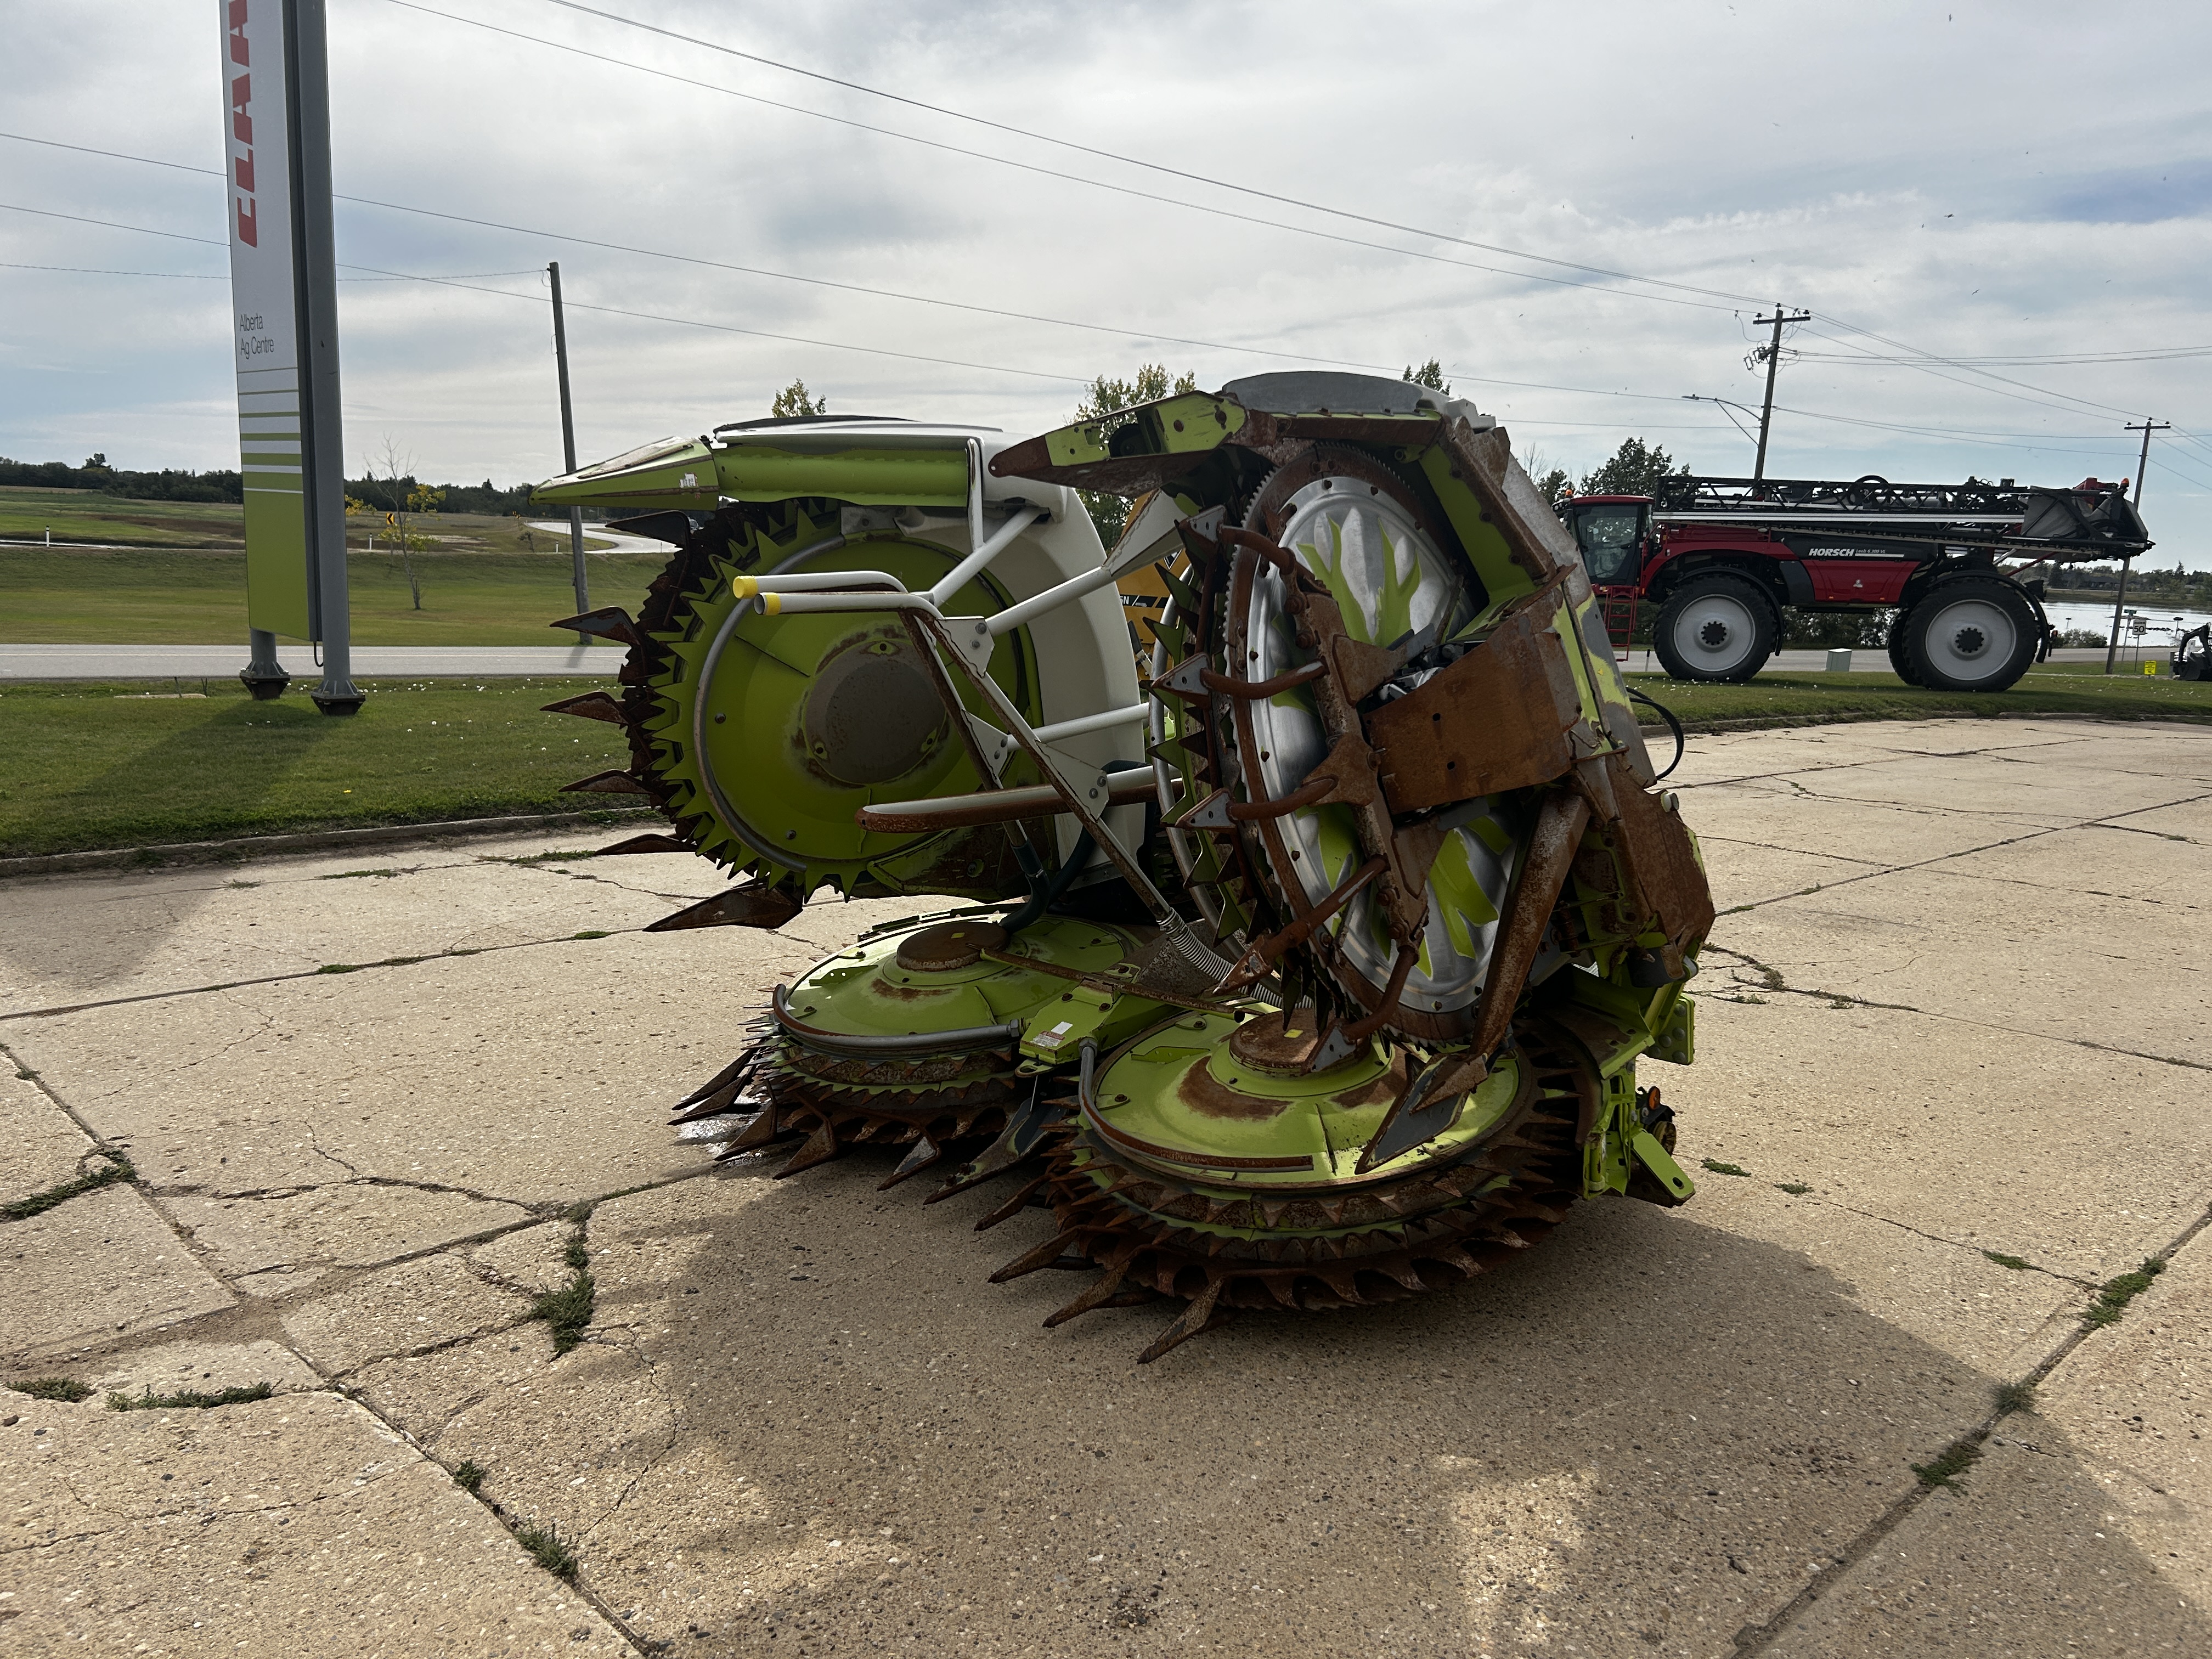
[1897,577,2039,692]
[1886,613,1926,686]
[1652,572,1780,683]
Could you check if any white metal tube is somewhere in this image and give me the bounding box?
[735,571,906,595]
[984,559,1119,636]
[965,437,983,574]
[1029,704,1148,744]
[926,505,1045,608]
[755,591,939,618]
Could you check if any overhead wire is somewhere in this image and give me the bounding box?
[0,201,1096,385]
[522,0,1764,309]
[384,2,1742,315]
[0,130,1685,377]
[15,196,2203,484]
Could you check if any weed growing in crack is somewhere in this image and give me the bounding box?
[1910,1436,1982,1488]
[1775,1182,1812,1195]
[14,1068,36,1081]
[224,879,259,889]
[1994,1381,2038,1416]
[530,1218,597,1356]
[2085,1257,2165,1328]
[571,930,610,940]
[108,1381,274,1411]
[2,1157,136,1221]
[10,1376,93,1402]
[516,1518,579,1579]
[317,963,360,975]
[498,848,599,865]
[1982,1251,2033,1271]
[319,868,404,881]
[1700,1159,1749,1177]
[453,1459,487,1494]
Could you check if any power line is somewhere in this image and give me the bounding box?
[0,261,221,278]
[0,201,1097,386]
[1795,345,2212,367]
[523,0,1763,310]
[0,129,1702,380]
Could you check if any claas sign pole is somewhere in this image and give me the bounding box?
[222,0,360,714]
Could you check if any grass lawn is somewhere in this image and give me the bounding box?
[0,544,663,646]
[0,679,642,857]
[0,484,618,556]
[1626,662,2212,729]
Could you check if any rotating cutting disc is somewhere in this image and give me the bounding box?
[628,501,1041,900]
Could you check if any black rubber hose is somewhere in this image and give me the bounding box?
[1627,685,1686,781]
[999,759,1149,936]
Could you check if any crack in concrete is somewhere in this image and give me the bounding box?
[1814,1200,2097,1290]
[0,927,654,1024]
[1732,1193,2212,1655]
[1701,944,2212,1074]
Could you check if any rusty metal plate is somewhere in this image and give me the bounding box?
[1365,603,1584,815]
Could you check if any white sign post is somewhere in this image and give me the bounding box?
[221,0,358,713]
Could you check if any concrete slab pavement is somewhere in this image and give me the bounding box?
[2,716,2208,1656]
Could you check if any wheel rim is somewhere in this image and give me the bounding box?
[1670,590,1760,675]
[1921,596,2017,684]
[1236,470,1513,1021]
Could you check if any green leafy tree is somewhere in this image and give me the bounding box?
[1073,365,1198,545]
[1517,445,1572,506]
[772,377,828,417]
[1579,437,1690,498]
[1402,360,1451,394]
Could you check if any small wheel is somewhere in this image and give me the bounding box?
[1899,577,2038,692]
[1886,611,1925,686]
[1652,572,1778,682]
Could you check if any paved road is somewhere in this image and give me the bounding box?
[2,719,2207,1656]
[0,641,2139,681]
[0,643,622,680]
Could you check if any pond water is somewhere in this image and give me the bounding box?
[2043,598,2212,646]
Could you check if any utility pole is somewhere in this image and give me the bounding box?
[549,261,589,613]
[1750,305,1811,482]
[2106,419,2170,673]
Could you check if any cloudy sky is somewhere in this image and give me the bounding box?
[6,1,2210,561]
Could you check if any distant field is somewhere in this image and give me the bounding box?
[0,678,642,857]
[0,484,616,558]
[0,543,667,646]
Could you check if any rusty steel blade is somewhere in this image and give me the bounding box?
[594,832,696,857]
[560,769,652,797]
[645,881,805,933]
[1136,1278,1233,1364]
[540,690,629,726]
[549,606,645,648]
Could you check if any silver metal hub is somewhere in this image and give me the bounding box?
[1240,475,1517,1015]
[1923,597,2016,682]
[1672,591,1760,674]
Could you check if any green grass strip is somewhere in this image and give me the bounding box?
[10,1376,93,1402]
[2,1158,136,1221]
[1910,1435,1983,1488]
[0,678,642,859]
[515,1518,579,1580]
[2085,1257,2166,1328]
[107,1381,274,1411]
[1625,663,2212,730]
[527,1221,597,1356]
[1700,1159,1749,1177]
